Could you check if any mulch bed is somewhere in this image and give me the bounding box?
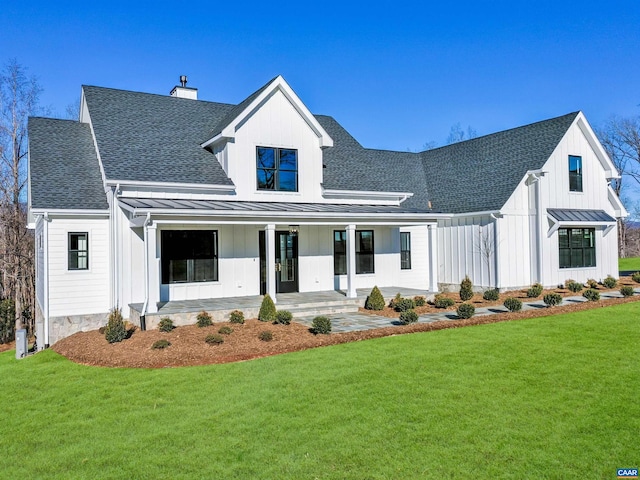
[51,288,640,369]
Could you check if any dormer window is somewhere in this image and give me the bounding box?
[569,155,582,192]
[257,147,298,192]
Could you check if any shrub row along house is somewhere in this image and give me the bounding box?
[27,76,626,345]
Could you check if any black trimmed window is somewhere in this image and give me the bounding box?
[356,230,375,274]
[569,155,583,192]
[400,232,411,270]
[333,231,347,275]
[161,230,218,283]
[559,228,595,268]
[68,232,88,270]
[257,147,298,191]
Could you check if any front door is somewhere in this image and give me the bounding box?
[276,231,298,293]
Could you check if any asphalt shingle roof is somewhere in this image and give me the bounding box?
[28,117,108,210]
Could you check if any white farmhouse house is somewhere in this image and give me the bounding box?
[28,76,625,345]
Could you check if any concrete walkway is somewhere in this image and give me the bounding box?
[295,289,637,333]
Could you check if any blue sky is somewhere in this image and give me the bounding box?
[2,0,639,154]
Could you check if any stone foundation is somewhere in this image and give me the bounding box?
[49,312,110,345]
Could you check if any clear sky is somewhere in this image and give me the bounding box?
[2,0,639,153]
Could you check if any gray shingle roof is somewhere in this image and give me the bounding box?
[82,85,235,185]
[548,208,615,223]
[28,117,108,210]
[420,112,579,213]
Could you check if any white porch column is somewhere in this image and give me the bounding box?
[428,224,439,292]
[146,223,160,313]
[265,224,277,304]
[346,224,357,298]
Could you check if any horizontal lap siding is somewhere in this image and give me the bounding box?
[48,218,110,316]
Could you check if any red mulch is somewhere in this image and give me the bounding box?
[51,291,640,369]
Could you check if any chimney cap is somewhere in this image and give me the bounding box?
[180,75,187,87]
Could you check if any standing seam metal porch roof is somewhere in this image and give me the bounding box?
[547,208,616,223]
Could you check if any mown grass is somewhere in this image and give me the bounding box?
[619,256,640,272]
[1,304,639,479]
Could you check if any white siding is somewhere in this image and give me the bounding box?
[48,218,110,317]
[397,226,430,290]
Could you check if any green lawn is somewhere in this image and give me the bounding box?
[1,304,639,479]
[619,256,640,272]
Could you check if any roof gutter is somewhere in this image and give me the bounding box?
[104,179,236,194]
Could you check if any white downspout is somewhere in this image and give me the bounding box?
[529,172,545,284]
[114,184,120,308]
[43,212,50,347]
[490,213,500,289]
[140,213,151,320]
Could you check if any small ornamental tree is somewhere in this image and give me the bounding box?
[365,286,385,311]
[258,294,277,322]
[459,276,473,301]
[105,308,127,343]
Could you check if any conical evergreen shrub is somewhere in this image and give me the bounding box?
[258,293,276,322]
[105,308,126,343]
[365,286,385,310]
[459,275,474,301]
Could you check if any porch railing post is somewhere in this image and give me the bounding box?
[346,224,357,298]
[265,224,277,304]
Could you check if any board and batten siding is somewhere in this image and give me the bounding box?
[397,226,430,290]
[47,218,110,317]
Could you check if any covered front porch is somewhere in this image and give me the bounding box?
[129,287,434,330]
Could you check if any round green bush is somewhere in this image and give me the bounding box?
[503,297,522,312]
[229,310,245,324]
[459,276,474,301]
[218,325,233,335]
[311,316,332,334]
[482,289,499,301]
[414,296,426,307]
[205,334,224,345]
[433,294,455,309]
[158,317,175,333]
[274,310,293,325]
[543,293,563,307]
[582,289,600,302]
[567,281,583,293]
[620,285,635,297]
[602,275,617,289]
[394,298,415,312]
[258,330,273,342]
[586,278,598,289]
[456,303,475,319]
[527,283,543,298]
[399,310,419,325]
[105,308,127,343]
[365,286,385,311]
[152,339,171,349]
[631,272,640,284]
[196,311,213,328]
[258,294,277,322]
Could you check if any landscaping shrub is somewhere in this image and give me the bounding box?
[205,334,224,345]
[433,294,455,309]
[503,297,522,312]
[394,298,415,312]
[527,283,543,298]
[459,276,474,301]
[587,278,598,289]
[602,275,617,289]
[258,330,273,341]
[564,279,576,289]
[399,310,419,325]
[274,310,293,325]
[311,316,332,334]
[582,289,600,302]
[482,289,499,301]
[543,293,563,307]
[218,325,233,335]
[229,310,245,324]
[456,303,475,319]
[632,272,640,284]
[414,296,426,307]
[105,308,127,343]
[196,311,213,328]
[258,294,277,322]
[158,317,175,333]
[620,286,635,297]
[566,281,584,293]
[389,293,402,309]
[0,298,16,344]
[151,339,171,349]
[365,286,385,311]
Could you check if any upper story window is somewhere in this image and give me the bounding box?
[68,232,88,270]
[569,155,582,192]
[257,147,298,192]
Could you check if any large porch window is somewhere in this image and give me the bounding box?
[161,230,218,283]
[333,229,375,274]
[559,227,595,268]
[333,231,347,275]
